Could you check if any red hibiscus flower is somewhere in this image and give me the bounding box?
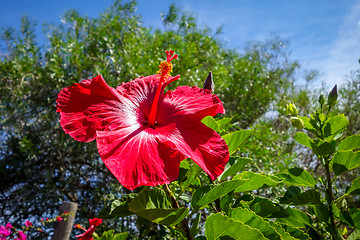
[57,50,229,190]
[76,218,102,240]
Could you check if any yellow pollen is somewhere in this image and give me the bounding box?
[157,61,173,76]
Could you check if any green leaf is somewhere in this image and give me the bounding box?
[222,129,252,155]
[277,207,311,228]
[216,117,232,130]
[233,171,283,192]
[205,213,268,240]
[278,222,311,240]
[113,232,129,240]
[98,194,137,218]
[348,230,360,240]
[129,189,189,226]
[299,116,316,132]
[191,179,246,210]
[332,150,360,176]
[311,140,335,157]
[250,197,289,218]
[314,204,330,223]
[277,167,316,187]
[346,177,360,195]
[323,114,349,137]
[230,207,282,240]
[180,163,201,190]
[190,213,201,238]
[294,132,312,149]
[338,135,360,151]
[279,186,321,205]
[201,116,219,132]
[219,157,251,181]
[267,221,298,240]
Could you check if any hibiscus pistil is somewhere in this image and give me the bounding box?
[148,50,180,128]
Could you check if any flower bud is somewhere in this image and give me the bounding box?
[318,94,325,105]
[327,85,338,107]
[203,71,215,92]
[286,103,298,116]
[291,117,304,130]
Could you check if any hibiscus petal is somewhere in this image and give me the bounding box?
[157,120,229,180]
[56,75,139,142]
[96,126,183,190]
[116,75,159,117]
[160,85,225,123]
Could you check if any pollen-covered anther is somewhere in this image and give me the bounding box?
[158,61,173,76]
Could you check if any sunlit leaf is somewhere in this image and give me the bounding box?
[205,213,268,240]
[233,171,283,192]
[294,132,312,149]
[191,179,246,210]
[332,150,360,176]
[219,157,251,181]
[338,135,360,151]
[323,114,349,137]
[201,116,219,132]
[222,129,252,155]
[230,207,282,240]
[277,167,316,187]
[129,189,189,226]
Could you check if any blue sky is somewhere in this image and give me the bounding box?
[1,0,360,87]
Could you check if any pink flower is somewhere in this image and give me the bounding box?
[15,231,27,240]
[57,50,229,190]
[0,225,11,239]
[76,218,103,240]
[56,217,63,222]
[24,221,32,227]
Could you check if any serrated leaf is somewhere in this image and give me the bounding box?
[294,132,312,149]
[277,167,316,187]
[338,135,360,151]
[250,197,289,218]
[219,157,251,181]
[191,179,246,209]
[267,221,298,240]
[277,207,311,228]
[332,150,360,176]
[129,189,189,226]
[279,186,320,205]
[230,208,282,240]
[205,213,268,240]
[233,171,283,192]
[222,129,252,155]
[201,116,219,132]
[323,114,349,137]
[278,222,310,240]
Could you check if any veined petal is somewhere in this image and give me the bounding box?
[159,85,225,123]
[96,126,183,190]
[116,75,159,117]
[56,75,139,142]
[156,120,229,180]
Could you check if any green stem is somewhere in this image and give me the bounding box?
[162,184,193,240]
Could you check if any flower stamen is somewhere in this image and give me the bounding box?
[148,50,179,128]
